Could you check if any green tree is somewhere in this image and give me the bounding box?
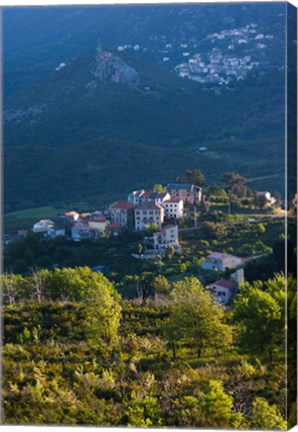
[183,169,205,187]
[152,275,171,296]
[2,273,27,305]
[165,245,174,260]
[144,224,160,236]
[208,183,228,200]
[256,223,266,234]
[233,274,285,361]
[202,380,243,428]
[27,269,51,302]
[222,172,250,199]
[250,397,286,430]
[164,277,232,358]
[202,221,228,240]
[77,268,122,352]
[253,192,268,210]
[137,271,154,301]
[153,184,167,193]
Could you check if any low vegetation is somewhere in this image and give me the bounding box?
[2,269,291,428]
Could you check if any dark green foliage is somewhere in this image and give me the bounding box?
[233,274,285,361]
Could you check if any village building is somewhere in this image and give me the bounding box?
[110,201,135,228]
[71,221,94,241]
[148,192,171,205]
[128,190,147,205]
[44,227,66,240]
[167,183,202,205]
[153,224,182,254]
[32,219,55,233]
[201,252,242,271]
[162,199,184,219]
[134,203,164,231]
[80,212,92,221]
[207,279,238,305]
[17,230,29,238]
[88,216,110,237]
[64,211,80,222]
[128,190,170,206]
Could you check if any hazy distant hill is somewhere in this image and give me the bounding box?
[3,3,287,211]
[4,3,285,95]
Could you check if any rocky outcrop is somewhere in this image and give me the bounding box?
[91,46,139,85]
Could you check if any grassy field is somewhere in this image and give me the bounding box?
[3,206,67,234]
[4,206,66,220]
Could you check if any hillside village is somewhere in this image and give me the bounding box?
[4,177,285,306]
[117,22,277,86]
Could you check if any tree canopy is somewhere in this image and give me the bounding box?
[233,273,285,361]
[164,277,232,358]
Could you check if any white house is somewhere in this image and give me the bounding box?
[201,252,242,271]
[207,279,238,305]
[230,268,244,286]
[153,224,182,254]
[162,199,184,219]
[148,192,171,205]
[256,191,276,206]
[128,190,170,206]
[32,219,55,233]
[134,204,164,231]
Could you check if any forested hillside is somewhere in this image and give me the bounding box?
[3,3,287,211]
[2,268,293,428]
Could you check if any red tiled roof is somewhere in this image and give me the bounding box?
[112,201,135,209]
[209,279,237,290]
[164,199,182,203]
[135,203,163,210]
[65,211,79,217]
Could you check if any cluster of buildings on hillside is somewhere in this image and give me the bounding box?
[203,252,245,305]
[20,183,203,256]
[7,181,281,306]
[175,48,261,85]
[116,22,275,87]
